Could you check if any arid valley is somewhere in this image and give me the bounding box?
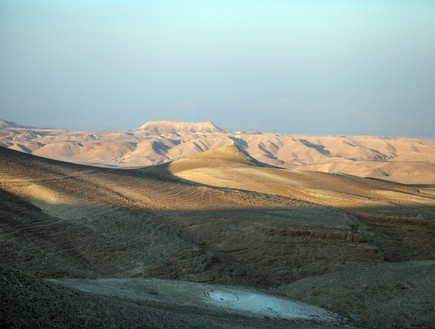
[1,120,434,328]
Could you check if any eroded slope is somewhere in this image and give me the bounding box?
[2,119,435,184]
[1,146,434,328]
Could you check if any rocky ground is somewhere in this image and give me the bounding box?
[1,266,357,329]
[0,145,434,328]
[277,260,435,329]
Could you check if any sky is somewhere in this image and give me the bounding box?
[0,0,434,137]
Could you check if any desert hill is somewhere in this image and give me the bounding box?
[160,144,272,172]
[1,146,434,328]
[0,119,23,129]
[1,119,434,184]
[137,120,227,134]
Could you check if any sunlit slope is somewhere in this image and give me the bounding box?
[166,145,435,207]
[163,145,435,261]
[2,119,435,184]
[1,146,434,286]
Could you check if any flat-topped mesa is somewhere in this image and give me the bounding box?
[136,121,226,134]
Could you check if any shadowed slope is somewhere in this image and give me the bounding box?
[1,145,434,281]
[1,146,434,329]
[3,266,320,329]
[277,260,435,329]
[161,145,435,263]
[166,145,435,208]
[2,119,435,183]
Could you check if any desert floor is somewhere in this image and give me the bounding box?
[1,145,434,328]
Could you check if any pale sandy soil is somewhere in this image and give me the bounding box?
[49,278,340,322]
[1,119,435,184]
[1,265,359,329]
[0,145,434,328]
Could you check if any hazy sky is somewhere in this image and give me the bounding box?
[1,1,434,136]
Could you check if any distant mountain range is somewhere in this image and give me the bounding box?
[1,118,434,184]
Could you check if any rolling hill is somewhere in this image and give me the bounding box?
[1,119,434,184]
[1,145,434,328]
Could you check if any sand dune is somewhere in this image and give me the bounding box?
[1,119,434,184]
